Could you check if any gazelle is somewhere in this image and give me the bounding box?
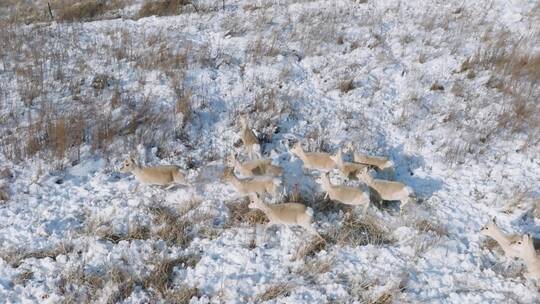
[330,148,369,179]
[239,115,261,159]
[345,143,393,170]
[290,142,335,172]
[353,152,393,171]
[120,158,188,189]
[317,173,370,214]
[509,234,540,279]
[249,194,323,240]
[479,218,521,258]
[227,154,282,177]
[221,167,281,200]
[357,169,412,211]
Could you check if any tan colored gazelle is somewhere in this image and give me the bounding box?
[221,167,281,200]
[346,143,393,170]
[227,154,282,177]
[330,148,369,179]
[353,152,393,170]
[120,158,188,189]
[290,142,335,172]
[317,173,370,214]
[357,169,412,211]
[509,234,540,279]
[249,194,323,240]
[239,115,261,159]
[480,218,521,258]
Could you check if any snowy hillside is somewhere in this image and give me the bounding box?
[0,0,539,303]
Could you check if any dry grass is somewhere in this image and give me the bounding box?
[328,212,395,247]
[340,274,405,304]
[413,219,447,237]
[142,254,200,295]
[149,204,193,247]
[13,270,33,285]
[0,242,73,268]
[296,256,333,283]
[480,238,503,254]
[163,286,200,304]
[254,282,294,302]
[56,1,106,22]
[0,185,9,202]
[339,79,355,93]
[294,237,327,260]
[138,0,197,19]
[225,199,269,228]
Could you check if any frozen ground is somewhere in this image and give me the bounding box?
[0,0,539,303]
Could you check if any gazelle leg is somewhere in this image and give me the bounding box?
[400,198,409,214]
[362,201,370,216]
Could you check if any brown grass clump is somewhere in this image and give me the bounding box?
[0,186,9,202]
[296,256,333,283]
[254,282,294,302]
[149,205,193,247]
[56,1,106,22]
[138,0,198,19]
[480,238,502,254]
[329,212,395,247]
[339,79,355,93]
[413,219,447,237]
[294,237,327,260]
[142,255,200,295]
[0,242,73,268]
[98,225,151,244]
[163,286,200,304]
[13,270,33,285]
[225,199,268,228]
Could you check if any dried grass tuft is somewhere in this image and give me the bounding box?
[254,282,294,302]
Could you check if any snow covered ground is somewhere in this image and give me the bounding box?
[0,0,539,303]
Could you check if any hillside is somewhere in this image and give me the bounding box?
[0,0,539,303]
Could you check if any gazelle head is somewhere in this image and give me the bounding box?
[248,194,264,210]
[511,234,536,258]
[479,218,498,237]
[316,172,331,187]
[330,149,344,166]
[226,154,238,167]
[120,158,137,172]
[239,114,249,128]
[221,167,235,182]
[356,167,372,182]
[290,142,303,157]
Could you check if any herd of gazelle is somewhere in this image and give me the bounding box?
[122,115,412,239]
[480,218,540,279]
[119,115,539,280]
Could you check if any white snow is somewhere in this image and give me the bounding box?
[0,0,539,303]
